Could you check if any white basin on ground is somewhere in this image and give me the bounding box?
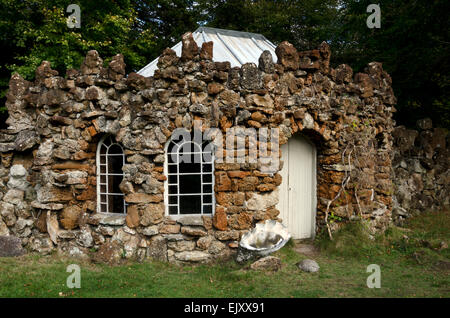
[236,219,291,263]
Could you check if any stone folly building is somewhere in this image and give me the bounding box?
[0,29,397,263]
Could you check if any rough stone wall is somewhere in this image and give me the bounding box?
[0,32,396,263]
[392,118,449,225]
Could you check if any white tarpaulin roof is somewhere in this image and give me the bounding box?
[137,27,277,77]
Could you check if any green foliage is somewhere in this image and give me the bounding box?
[336,0,450,128]
[1,0,156,78]
[328,211,343,223]
[316,209,450,267]
[200,0,341,51]
[132,0,204,60]
[0,0,156,123]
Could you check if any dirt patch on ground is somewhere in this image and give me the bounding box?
[292,240,320,257]
[434,260,450,271]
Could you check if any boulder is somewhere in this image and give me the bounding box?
[258,50,275,73]
[125,205,140,228]
[197,235,214,250]
[159,224,181,234]
[90,213,126,226]
[250,256,281,271]
[108,53,126,80]
[0,235,25,257]
[63,245,90,260]
[3,189,24,205]
[181,226,207,237]
[208,240,226,255]
[0,202,15,228]
[76,226,94,248]
[296,259,320,272]
[46,212,60,244]
[167,240,196,252]
[246,188,279,211]
[335,64,353,83]
[141,225,159,236]
[92,241,123,264]
[0,219,10,236]
[35,61,58,82]
[177,216,204,227]
[60,205,82,230]
[240,63,262,90]
[212,208,228,231]
[158,48,179,69]
[147,235,168,261]
[80,50,103,75]
[181,32,199,61]
[417,118,432,130]
[174,250,210,262]
[200,41,213,60]
[9,164,27,178]
[275,41,299,71]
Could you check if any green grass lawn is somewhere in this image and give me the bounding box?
[0,209,448,298]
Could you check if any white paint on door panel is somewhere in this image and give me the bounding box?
[277,135,316,239]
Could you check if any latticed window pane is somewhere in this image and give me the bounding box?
[169,205,178,215]
[166,132,215,215]
[203,195,212,204]
[179,175,201,194]
[203,205,212,214]
[202,174,212,183]
[168,195,177,204]
[96,135,126,214]
[180,195,202,214]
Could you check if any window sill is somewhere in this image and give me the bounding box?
[167,214,213,223]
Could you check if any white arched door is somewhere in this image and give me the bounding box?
[277,135,317,239]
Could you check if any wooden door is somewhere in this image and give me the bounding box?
[277,135,316,239]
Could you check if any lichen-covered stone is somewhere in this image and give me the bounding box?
[392,122,449,223]
[181,32,199,61]
[275,41,299,71]
[174,250,210,262]
[147,235,168,261]
[200,41,213,60]
[296,259,320,272]
[250,256,281,271]
[0,235,25,257]
[240,63,262,90]
[92,241,123,264]
[258,50,275,73]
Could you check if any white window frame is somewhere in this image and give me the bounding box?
[96,135,127,215]
[164,135,215,218]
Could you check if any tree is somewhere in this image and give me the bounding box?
[132,0,203,60]
[0,0,156,126]
[336,0,450,128]
[200,0,341,50]
[1,0,448,128]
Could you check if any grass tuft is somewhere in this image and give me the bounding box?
[316,219,380,259]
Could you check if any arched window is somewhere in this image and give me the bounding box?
[165,131,214,216]
[96,135,126,214]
